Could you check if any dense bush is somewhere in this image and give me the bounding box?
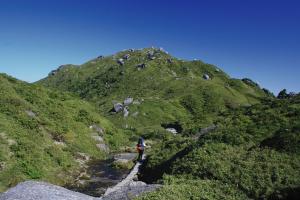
[139,96,300,199]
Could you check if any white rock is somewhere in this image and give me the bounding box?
[203,74,210,80]
[124,97,133,106]
[166,128,178,134]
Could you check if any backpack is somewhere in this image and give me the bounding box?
[136,144,144,151]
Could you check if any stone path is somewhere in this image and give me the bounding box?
[104,155,144,196]
[101,155,161,200]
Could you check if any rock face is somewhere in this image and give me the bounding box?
[203,74,210,80]
[165,128,177,134]
[0,181,98,200]
[89,124,104,134]
[123,54,130,60]
[117,59,124,66]
[102,181,161,200]
[123,97,133,106]
[113,103,123,113]
[103,155,161,200]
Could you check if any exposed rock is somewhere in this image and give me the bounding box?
[165,128,177,134]
[147,51,156,60]
[49,70,57,76]
[136,63,146,70]
[76,152,90,162]
[89,124,104,134]
[0,181,98,200]
[167,58,173,64]
[25,110,36,118]
[242,78,260,88]
[104,154,161,200]
[132,100,141,105]
[91,135,104,143]
[123,97,133,106]
[161,122,183,133]
[96,143,109,152]
[203,74,210,80]
[117,58,124,66]
[53,141,66,146]
[102,181,161,200]
[123,107,129,118]
[123,54,130,60]
[113,103,123,113]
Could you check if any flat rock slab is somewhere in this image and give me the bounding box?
[0,181,99,200]
[102,181,161,200]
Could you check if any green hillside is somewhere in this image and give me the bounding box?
[3,47,298,199]
[38,48,270,135]
[138,95,300,200]
[0,74,129,192]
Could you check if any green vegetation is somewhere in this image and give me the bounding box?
[138,95,300,199]
[38,48,268,134]
[1,48,299,199]
[0,73,128,192]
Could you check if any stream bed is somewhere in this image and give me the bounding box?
[66,153,136,197]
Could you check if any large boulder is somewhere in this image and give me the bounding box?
[96,143,109,152]
[113,103,123,113]
[203,74,210,80]
[165,128,177,134]
[102,181,161,200]
[123,54,130,60]
[123,97,133,106]
[117,59,124,66]
[0,181,98,200]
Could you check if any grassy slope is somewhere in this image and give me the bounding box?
[0,74,129,192]
[138,96,300,200]
[38,48,269,134]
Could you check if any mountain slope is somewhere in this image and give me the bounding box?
[0,74,128,192]
[38,48,271,134]
[138,95,300,200]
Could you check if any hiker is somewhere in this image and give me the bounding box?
[137,137,146,161]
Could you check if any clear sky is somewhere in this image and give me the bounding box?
[0,0,299,94]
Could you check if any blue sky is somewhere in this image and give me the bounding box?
[0,0,299,94]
